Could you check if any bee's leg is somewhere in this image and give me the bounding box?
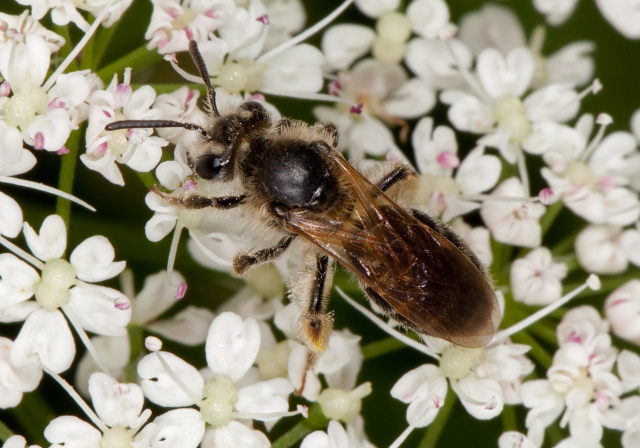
[292,253,335,395]
[152,186,246,210]
[376,164,415,192]
[233,235,297,276]
[314,122,339,147]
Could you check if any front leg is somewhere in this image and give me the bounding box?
[292,252,335,395]
[233,235,297,276]
[152,186,246,210]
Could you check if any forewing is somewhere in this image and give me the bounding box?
[287,157,500,348]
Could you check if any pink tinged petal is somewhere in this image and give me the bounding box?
[575,225,628,275]
[205,312,261,380]
[27,109,75,152]
[604,280,640,345]
[322,24,376,70]
[510,247,567,305]
[0,253,39,308]
[114,297,131,310]
[33,132,45,150]
[256,14,269,25]
[146,306,216,346]
[23,214,67,261]
[437,151,460,169]
[70,235,126,282]
[11,308,74,373]
[236,378,294,417]
[203,421,270,448]
[44,416,101,448]
[0,192,24,238]
[538,188,556,205]
[114,84,133,109]
[476,47,534,99]
[183,180,197,191]
[136,409,205,448]
[138,351,204,407]
[66,286,131,337]
[595,0,640,39]
[88,372,144,428]
[0,81,10,97]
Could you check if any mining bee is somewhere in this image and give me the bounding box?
[106,41,501,393]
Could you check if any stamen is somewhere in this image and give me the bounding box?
[444,39,492,105]
[257,0,355,63]
[62,304,114,377]
[119,268,136,301]
[43,0,116,92]
[169,60,206,84]
[491,274,601,344]
[336,287,441,360]
[389,425,416,448]
[166,223,183,288]
[258,88,353,104]
[231,409,303,421]
[581,113,613,162]
[516,147,530,196]
[0,235,44,269]
[40,362,108,432]
[0,175,96,211]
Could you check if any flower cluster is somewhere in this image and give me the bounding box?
[1,1,640,448]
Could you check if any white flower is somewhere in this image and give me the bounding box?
[413,118,501,221]
[138,312,295,441]
[354,0,399,18]
[510,247,568,305]
[498,431,536,448]
[405,37,472,90]
[82,70,168,186]
[616,395,640,448]
[604,280,640,345]
[405,0,451,39]
[0,215,128,373]
[15,0,91,30]
[391,363,448,427]
[480,177,546,248]
[145,0,235,54]
[0,336,43,408]
[459,4,526,57]
[152,86,208,144]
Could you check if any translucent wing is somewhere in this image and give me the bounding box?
[286,156,501,348]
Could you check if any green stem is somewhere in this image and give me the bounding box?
[418,390,457,448]
[0,419,14,443]
[539,200,564,236]
[501,402,517,432]
[56,128,82,235]
[126,324,144,383]
[362,337,408,360]
[271,420,313,448]
[86,23,120,70]
[136,171,159,190]
[97,45,163,84]
[511,331,553,369]
[52,25,79,74]
[271,403,328,448]
[10,391,52,446]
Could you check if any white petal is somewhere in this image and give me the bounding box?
[524,84,580,123]
[595,0,640,39]
[383,78,435,119]
[236,378,294,417]
[354,0,400,18]
[604,280,640,345]
[205,312,260,380]
[455,147,501,195]
[70,236,126,282]
[136,409,204,448]
[0,336,43,393]
[0,121,36,177]
[145,213,177,243]
[23,215,67,261]
[498,431,536,448]
[88,372,144,428]
[262,44,325,93]
[132,270,185,323]
[406,38,471,89]
[202,422,269,448]
[575,225,628,275]
[533,0,579,25]
[44,416,101,448]
[476,47,534,99]
[456,376,504,420]
[445,93,494,134]
[138,351,203,407]
[66,285,131,336]
[459,4,525,56]
[322,24,375,70]
[0,192,23,238]
[0,253,39,308]
[147,306,216,346]
[347,118,396,157]
[11,309,74,373]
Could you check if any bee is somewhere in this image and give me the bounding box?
[106,41,501,393]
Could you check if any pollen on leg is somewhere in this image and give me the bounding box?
[299,311,333,354]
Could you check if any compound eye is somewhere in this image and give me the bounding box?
[195,154,222,179]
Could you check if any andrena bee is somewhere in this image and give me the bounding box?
[107,41,501,392]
